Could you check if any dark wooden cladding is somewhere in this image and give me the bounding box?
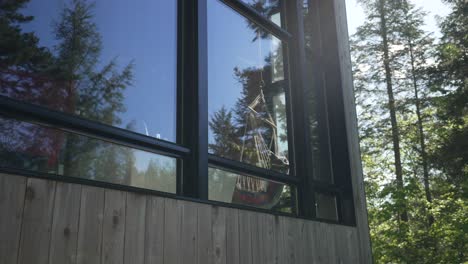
[332,0,373,260]
[0,173,371,264]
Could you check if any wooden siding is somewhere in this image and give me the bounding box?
[0,173,369,264]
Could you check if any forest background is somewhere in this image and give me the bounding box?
[348,0,467,262]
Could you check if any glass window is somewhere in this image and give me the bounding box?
[0,0,177,141]
[240,0,282,27]
[302,1,335,184]
[0,116,177,193]
[315,192,338,221]
[208,167,293,213]
[208,0,290,174]
[340,195,355,225]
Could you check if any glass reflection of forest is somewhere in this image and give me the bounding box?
[208,1,292,212]
[208,6,289,174]
[0,0,176,193]
[0,0,177,140]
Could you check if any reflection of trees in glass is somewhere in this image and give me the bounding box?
[0,1,55,97]
[1,0,134,123]
[0,117,176,192]
[244,0,281,39]
[0,0,67,174]
[53,0,134,124]
[132,158,176,193]
[232,62,288,173]
[210,49,288,172]
[209,34,289,209]
[47,0,134,180]
[209,106,240,159]
[0,0,175,191]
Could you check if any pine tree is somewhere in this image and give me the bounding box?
[429,0,467,188]
[0,0,64,171]
[396,0,435,225]
[50,0,134,180]
[427,1,468,262]
[209,106,240,158]
[352,0,409,225]
[352,0,467,262]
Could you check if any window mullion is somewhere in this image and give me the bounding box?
[284,0,316,218]
[178,0,209,199]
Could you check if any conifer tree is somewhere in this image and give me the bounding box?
[352,0,409,224]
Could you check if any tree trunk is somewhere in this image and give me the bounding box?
[378,0,408,222]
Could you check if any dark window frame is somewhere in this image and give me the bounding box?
[0,0,356,226]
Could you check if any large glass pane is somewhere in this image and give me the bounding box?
[209,167,294,213]
[302,0,334,183]
[0,0,177,141]
[341,195,356,225]
[240,0,282,27]
[0,116,176,193]
[315,192,338,221]
[208,0,290,174]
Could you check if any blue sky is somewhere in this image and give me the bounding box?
[346,0,450,36]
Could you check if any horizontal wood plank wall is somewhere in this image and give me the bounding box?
[0,173,365,264]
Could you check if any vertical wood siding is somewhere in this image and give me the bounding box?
[0,173,369,264]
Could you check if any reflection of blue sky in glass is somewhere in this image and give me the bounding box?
[208,1,289,173]
[208,0,282,142]
[19,0,177,142]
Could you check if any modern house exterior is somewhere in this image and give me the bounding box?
[0,0,372,263]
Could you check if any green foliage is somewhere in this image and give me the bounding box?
[352,0,467,263]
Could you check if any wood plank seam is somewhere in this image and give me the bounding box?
[14,177,27,264]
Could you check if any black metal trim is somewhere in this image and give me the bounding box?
[208,155,299,185]
[220,0,292,41]
[283,0,316,218]
[176,0,185,196]
[178,0,209,199]
[0,96,189,159]
[0,167,356,227]
[304,0,357,225]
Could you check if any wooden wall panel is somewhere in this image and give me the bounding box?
[101,190,126,264]
[238,210,253,264]
[18,178,56,264]
[49,182,81,264]
[0,175,26,264]
[163,198,179,264]
[212,206,227,264]
[197,204,213,264]
[0,173,368,264]
[76,186,105,264]
[225,208,240,264]
[144,196,165,264]
[124,192,147,264]
[179,200,198,264]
